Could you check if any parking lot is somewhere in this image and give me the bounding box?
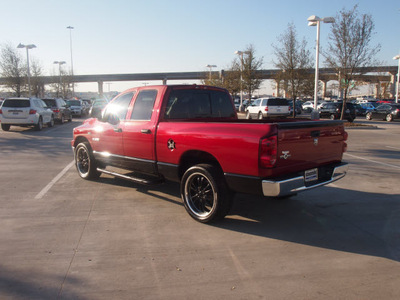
[0,117,400,299]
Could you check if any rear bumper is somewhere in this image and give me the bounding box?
[262,162,348,197]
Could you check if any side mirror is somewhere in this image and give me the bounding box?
[101,112,120,125]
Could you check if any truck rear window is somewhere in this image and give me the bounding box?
[2,99,30,108]
[264,98,288,106]
[164,89,235,119]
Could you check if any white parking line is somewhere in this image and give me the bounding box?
[344,153,400,170]
[34,160,75,199]
[386,146,400,151]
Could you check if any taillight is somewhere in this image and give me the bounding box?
[53,109,60,113]
[0,109,2,114]
[264,107,269,112]
[259,135,277,168]
[29,109,37,115]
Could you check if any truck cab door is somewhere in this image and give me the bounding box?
[122,89,159,175]
[92,91,135,166]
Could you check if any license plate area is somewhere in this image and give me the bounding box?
[305,168,318,182]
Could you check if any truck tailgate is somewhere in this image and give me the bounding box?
[274,120,346,177]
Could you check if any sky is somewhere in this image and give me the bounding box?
[1,0,399,94]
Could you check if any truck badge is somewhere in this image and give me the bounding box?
[314,138,319,146]
[167,139,176,150]
[280,151,291,160]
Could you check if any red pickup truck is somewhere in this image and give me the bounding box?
[72,85,348,223]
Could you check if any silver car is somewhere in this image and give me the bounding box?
[0,97,54,131]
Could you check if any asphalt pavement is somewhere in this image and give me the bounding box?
[0,117,399,299]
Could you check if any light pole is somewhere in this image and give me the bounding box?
[54,61,66,97]
[234,50,250,111]
[17,43,36,97]
[67,26,75,96]
[308,15,334,119]
[393,55,400,103]
[205,64,217,80]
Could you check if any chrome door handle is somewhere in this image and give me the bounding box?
[114,128,122,133]
[141,129,151,134]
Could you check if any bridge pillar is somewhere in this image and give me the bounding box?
[162,78,167,85]
[321,80,327,99]
[375,81,381,98]
[389,73,396,98]
[275,80,280,97]
[98,81,103,97]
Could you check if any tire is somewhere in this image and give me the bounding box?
[1,124,10,131]
[366,112,372,120]
[68,114,72,122]
[258,112,263,119]
[35,117,43,131]
[246,110,251,119]
[386,114,393,122]
[60,114,65,124]
[75,142,101,180]
[330,114,336,120]
[347,118,354,122]
[181,164,233,223]
[47,115,54,127]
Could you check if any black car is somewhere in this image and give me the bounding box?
[42,98,72,123]
[366,104,400,122]
[89,99,108,118]
[318,102,356,122]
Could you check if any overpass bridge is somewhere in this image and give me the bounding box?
[0,66,397,97]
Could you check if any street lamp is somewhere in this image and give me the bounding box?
[308,15,334,119]
[234,50,250,111]
[54,61,66,97]
[17,43,36,97]
[393,55,400,103]
[205,64,217,80]
[67,26,75,95]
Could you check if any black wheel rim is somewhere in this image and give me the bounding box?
[76,147,89,175]
[184,172,216,218]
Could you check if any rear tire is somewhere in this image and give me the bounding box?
[366,112,372,120]
[246,110,252,119]
[35,117,43,131]
[386,114,393,122]
[181,164,232,223]
[330,114,336,120]
[258,112,263,119]
[1,124,10,131]
[47,115,54,127]
[75,142,101,180]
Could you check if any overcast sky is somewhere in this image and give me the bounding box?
[1,0,399,93]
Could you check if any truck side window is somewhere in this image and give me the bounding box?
[104,92,134,121]
[130,90,157,120]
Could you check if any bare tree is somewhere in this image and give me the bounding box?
[241,44,263,101]
[323,5,380,119]
[30,58,45,98]
[272,23,314,116]
[0,43,26,96]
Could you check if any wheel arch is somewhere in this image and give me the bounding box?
[178,150,223,180]
[73,136,91,149]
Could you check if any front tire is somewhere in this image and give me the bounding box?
[181,164,232,223]
[75,142,101,180]
[386,114,393,122]
[366,112,372,120]
[47,115,54,127]
[246,110,252,119]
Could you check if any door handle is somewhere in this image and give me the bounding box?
[114,128,122,133]
[141,129,151,134]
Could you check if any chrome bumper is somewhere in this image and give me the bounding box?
[262,163,349,197]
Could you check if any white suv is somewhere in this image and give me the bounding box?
[0,97,55,131]
[245,98,290,119]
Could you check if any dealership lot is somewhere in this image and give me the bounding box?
[0,119,399,299]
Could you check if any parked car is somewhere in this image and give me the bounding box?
[302,100,324,112]
[360,102,378,114]
[365,104,400,122]
[66,99,85,117]
[318,102,356,122]
[354,103,367,116]
[42,98,72,123]
[0,97,54,131]
[288,100,302,115]
[245,97,290,119]
[89,99,108,118]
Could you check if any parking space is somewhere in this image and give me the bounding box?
[0,119,399,299]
